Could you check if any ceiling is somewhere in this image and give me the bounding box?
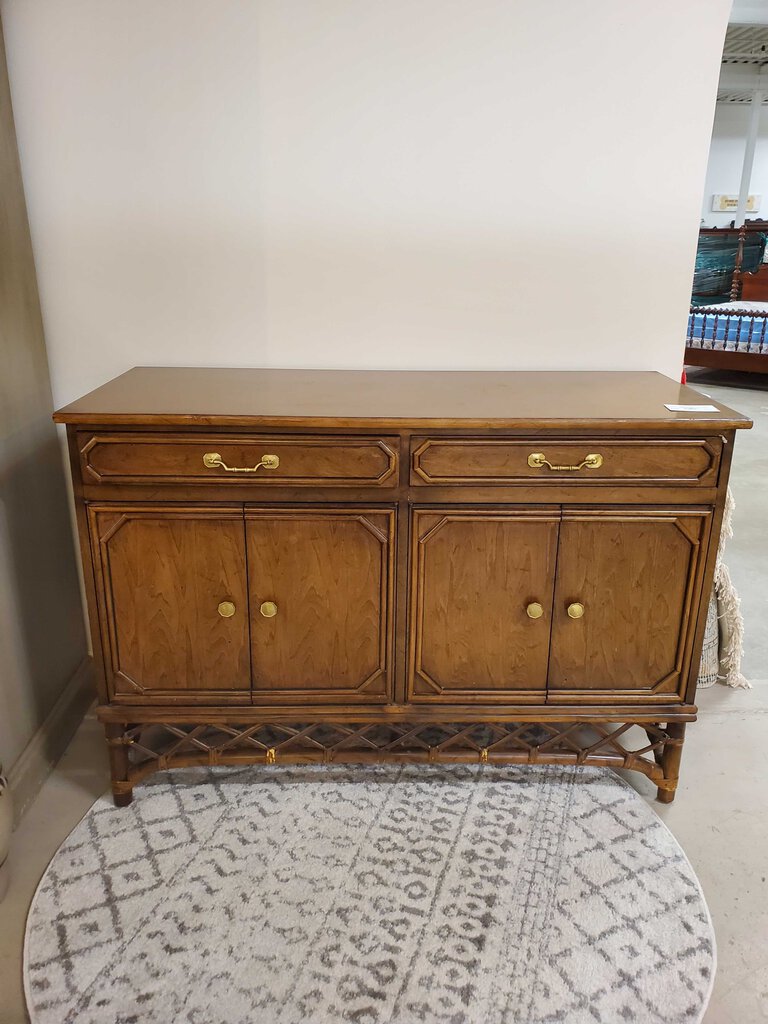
[719,25,768,102]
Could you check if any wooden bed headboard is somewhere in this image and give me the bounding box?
[687,221,768,374]
[739,263,768,302]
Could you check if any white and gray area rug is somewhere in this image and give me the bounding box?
[25,764,715,1024]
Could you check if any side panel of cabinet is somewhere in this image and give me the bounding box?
[408,509,560,703]
[547,509,711,702]
[246,507,395,703]
[88,506,251,703]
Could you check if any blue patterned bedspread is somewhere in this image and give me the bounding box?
[687,305,768,352]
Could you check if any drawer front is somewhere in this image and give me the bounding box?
[78,433,399,486]
[411,437,721,486]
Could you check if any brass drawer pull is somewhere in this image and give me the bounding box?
[260,601,278,618]
[567,602,585,619]
[526,602,544,619]
[527,452,603,471]
[203,452,280,473]
[217,601,236,618]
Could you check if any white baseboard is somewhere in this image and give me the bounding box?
[8,656,95,824]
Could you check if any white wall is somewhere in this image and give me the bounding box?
[1,0,731,399]
[701,102,768,228]
[730,0,768,25]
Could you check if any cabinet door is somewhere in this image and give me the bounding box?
[246,508,394,703]
[548,510,711,702]
[89,507,250,703]
[409,510,559,702]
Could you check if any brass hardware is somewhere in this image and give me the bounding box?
[567,602,585,619]
[526,602,544,619]
[266,747,276,764]
[480,748,489,764]
[203,452,280,472]
[217,600,236,618]
[260,601,278,618]
[527,452,603,471]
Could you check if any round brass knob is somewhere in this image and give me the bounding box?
[567,602,585,619]
[526,602,544,619]
[217,601,236,618]
[260,601,278,618]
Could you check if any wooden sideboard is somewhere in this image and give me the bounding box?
[54,368,751,805]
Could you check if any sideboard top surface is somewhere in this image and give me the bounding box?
[53,367,752,430]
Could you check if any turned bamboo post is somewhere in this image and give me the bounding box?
[730,224,747,302]
[657,723,686,804]
[105,723,134,807]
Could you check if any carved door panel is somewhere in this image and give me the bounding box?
[547,509,711,702]
[88,506,250,703]
[409,509,560,702]
[246,508,395,703]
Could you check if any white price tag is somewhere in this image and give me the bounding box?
[664,404,720,412]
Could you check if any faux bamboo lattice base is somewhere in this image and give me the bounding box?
[103,719,687,806]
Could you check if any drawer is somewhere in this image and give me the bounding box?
[411,437,722,486]
[78,433,399,486]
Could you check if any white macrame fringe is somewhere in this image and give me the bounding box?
[714,487,750,689]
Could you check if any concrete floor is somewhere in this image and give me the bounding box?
[0,370,766,1024]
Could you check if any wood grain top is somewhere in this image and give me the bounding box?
[53,367,752,429]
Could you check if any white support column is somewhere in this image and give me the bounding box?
[736,89,764,227]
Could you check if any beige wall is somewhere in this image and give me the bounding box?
[0,0,730,404]
[0,17,87,776]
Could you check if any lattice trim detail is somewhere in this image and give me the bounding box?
[107,720,680,791]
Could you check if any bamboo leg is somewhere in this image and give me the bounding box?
[105,723,133,807]
[657,723,686,804]
[644,727,664,767]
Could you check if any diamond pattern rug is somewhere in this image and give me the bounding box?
[24,764,714,1024]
